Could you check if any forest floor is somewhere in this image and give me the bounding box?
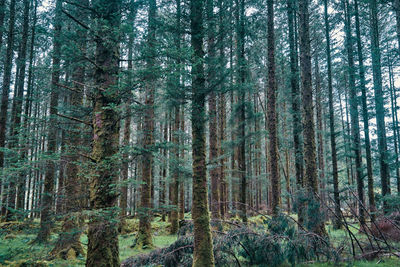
[1,214,400,266]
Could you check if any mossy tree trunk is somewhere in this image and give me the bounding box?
[190,0,215,265]
[86,0,122,266]
[299,0,326,236]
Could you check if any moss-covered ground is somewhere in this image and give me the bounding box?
[1,215,400,266]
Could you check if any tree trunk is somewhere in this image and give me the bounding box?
[353,0,376,221]
[267,0,280,216]
[299,0,326,236]
[236,0,247,223]
[0,0,16,217]
[207,0,220,220]
[50,0,88,258]
[86,0,122,266]
[35,0,62,240]
[323,0,341,229]
[7,0,31,219]
[314,57,326,212]
[190,0,215,265]
[136,0,156,249]
[369,0,391,210]
[170,106,180,234]
[287,0,305,225]
[343,0,365,226]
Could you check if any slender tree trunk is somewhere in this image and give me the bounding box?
[218,0,227,219]
[207,0,220,220]
[120,0,137,230]
[394,0,400,54]
[0,0,16,217]
[51,0,88,258]
[136,0,156,248]
[267,0,280,216]
[0,0,5,48]
[190,0,215,265]
[323,0,341,229]
[86,0,122,266]
[388,57,400,193]
[314,57,326,211]
[170,106,180,234]
[369,0,391,210]
[299,0,326,236]
[6,0,30,220]
[287,0,305,225]
[35,0,62,239]
[236,0,247,223]
[343,0,365,226]
[179,107,185,220]
[353,0,376,221]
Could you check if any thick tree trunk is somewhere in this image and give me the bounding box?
[190,0,215,265]
[299,0,326,236]
[86,0,122,266]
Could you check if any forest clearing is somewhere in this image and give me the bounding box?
[1,0,400,266]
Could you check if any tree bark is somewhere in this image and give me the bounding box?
[267,0,280,216]
[299,0,326,236]
[190,0,215,265]
[343,0,365,226]
[369,0,391,210]
[136,0,156,249]
[287,0,305,225]
[86,0,122,266]
[0,0,16,217]
[323,0,341,229]
[35,0,62,239]
[353,0,376,221]
[207,0,220,220]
